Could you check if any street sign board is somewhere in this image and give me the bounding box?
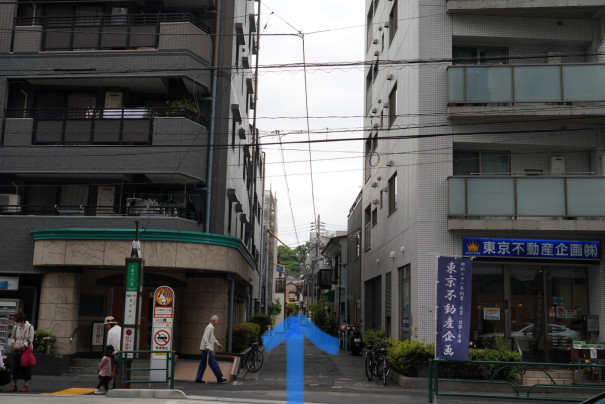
[150,285,175,381]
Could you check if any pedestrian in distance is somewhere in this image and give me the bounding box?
[9,311,35,392]
[103,315,121,389]
[195,314,227,384]
[95,345,114,395]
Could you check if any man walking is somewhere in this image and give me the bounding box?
[103,316,121,389]
[195,315,227,384]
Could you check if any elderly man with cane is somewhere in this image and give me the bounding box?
[195,315,227,384]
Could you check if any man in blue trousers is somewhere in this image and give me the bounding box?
[195,315,227,384]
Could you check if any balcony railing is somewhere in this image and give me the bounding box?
[0,201,201,220]
[448,64,605,104]
[13,13,209,52]
[449,175,605,218]
[5,107,203,145]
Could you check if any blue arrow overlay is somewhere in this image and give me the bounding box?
[262,314,339,404]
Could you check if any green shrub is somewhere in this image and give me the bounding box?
[310,296,337,335]
[34,329,57,354]
[232,322,261,353]
[363,328,387,347]
[249,314,272,337]
[439,347,522,382]
[285,303,298,317]
[387,339,434,377]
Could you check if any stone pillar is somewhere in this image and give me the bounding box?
[38,272,81,355]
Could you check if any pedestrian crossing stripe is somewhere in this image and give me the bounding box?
[41,388,96,395]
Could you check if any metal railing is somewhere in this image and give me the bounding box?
[117,350,176,389]
[5,107,204,145]
[14,13,210,52]
[428,359,605,403]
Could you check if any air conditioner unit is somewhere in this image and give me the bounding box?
[372,39,378,44]
[0,194,21,213]
[384,22,390,28]
[383,102,389,108]
[373,50,379,56]
[387,74,393,80]
[371,107,377,114]
[371,182,378,187]
[386,160,394,167]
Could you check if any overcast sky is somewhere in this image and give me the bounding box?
[256,1,366,248]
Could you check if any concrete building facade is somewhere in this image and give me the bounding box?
[361,0,605,362]
[0,0,263,357]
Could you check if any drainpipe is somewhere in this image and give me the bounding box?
[227,274,234,353]
[205,0,221,233]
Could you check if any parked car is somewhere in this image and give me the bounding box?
[476,323,579,351]
[581,391,605,404]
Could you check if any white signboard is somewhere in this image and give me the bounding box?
[91,322,104,346]
[483,307,500,320]
[124,292,137,324]
[150,286,175,381]
[0,277,19,291]
[123,327,136,359]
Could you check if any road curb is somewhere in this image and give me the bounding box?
[106,389,187,399]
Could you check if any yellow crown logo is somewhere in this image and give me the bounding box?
[467,240,480,252]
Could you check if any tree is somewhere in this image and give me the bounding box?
[277,244,309,278]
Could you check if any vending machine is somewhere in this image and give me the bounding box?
[0,299,21,353]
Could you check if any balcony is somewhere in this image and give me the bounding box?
[447,64,605,122]
[5,107,203,145]
[448,176,605,231]
[446,0,605,18]
[12,13,212,62]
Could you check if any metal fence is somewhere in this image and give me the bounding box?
[428,359,605,403]
[117,350,176,389]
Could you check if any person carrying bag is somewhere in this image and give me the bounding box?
[9,311,35,392]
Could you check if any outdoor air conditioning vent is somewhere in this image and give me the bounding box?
[387,74,393,80]
[371,182,378,188]
[0,194,21,213]
[383,102,389,108]
[386,160,394,167]
[373,50,379,57]
[371,107,377,114]
[372,39,378,44]
[384,22,390,28]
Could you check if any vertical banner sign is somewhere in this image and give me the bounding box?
[124,258,144,359]
[150,285,175,381]
[436,256,473,360]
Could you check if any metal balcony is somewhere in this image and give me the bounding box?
[448,175,605,231]
[447,63,605,122]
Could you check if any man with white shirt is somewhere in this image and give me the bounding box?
[195,315,226,384]
[103,316,121,388]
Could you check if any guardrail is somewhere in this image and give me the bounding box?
[428,359,605,403]
[117,350,176,389]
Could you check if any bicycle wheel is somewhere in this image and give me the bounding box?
[246,349,264,373]
[364,353,373,381]
[377,355,388,386]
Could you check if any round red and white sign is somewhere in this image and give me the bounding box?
[153,329,171,346]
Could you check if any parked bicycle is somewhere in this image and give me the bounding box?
[364,341,391,385]
[246,341,264,373]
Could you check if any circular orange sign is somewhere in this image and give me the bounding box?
[154,286,174,306]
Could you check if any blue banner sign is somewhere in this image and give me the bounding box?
[463,238,600,260]
[436,256,472,360]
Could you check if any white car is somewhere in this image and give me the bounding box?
[476,323,579,351]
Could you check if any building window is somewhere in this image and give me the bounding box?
[373,59,379,83]
[364,205,372,251]
[232,120,237,149]
[388,83,397,128]
[365,132,378,182]
[385,271,391,337]
[389,0,398,45]
[372,207,377,227]
[388,172,397,214]
[452,46,508,65]
[453,151,510,175]
[366,2,373,50]
[399,265,411,340]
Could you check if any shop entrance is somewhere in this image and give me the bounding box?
[471,264,587,363]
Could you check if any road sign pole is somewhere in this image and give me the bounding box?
[124,257,144,358]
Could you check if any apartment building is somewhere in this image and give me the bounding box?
[361,0,605,363]
[0,0,263,357]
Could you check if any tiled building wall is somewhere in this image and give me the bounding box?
[364,0,605,342]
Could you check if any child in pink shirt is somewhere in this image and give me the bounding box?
[95,345,114,394]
